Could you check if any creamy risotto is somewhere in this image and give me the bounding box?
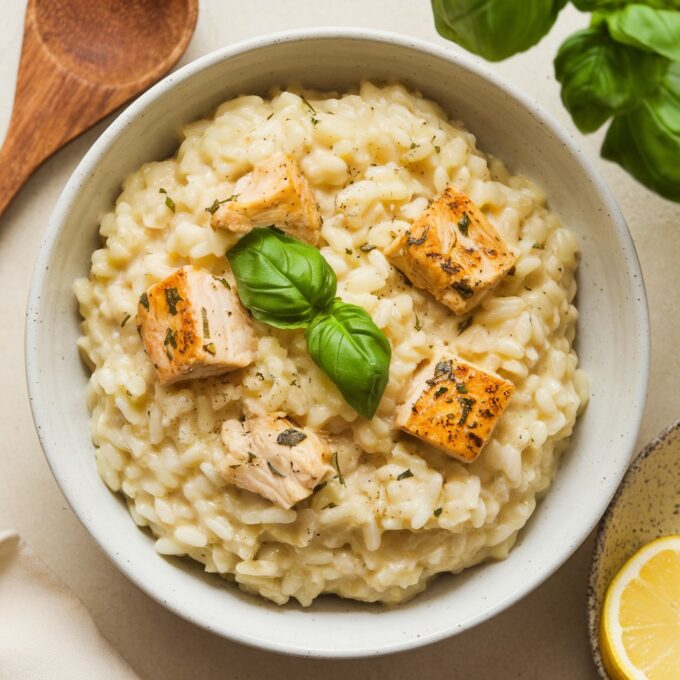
[75,82,588,606]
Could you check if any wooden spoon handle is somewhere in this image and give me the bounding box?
[2,20,92,215]
[0,0,198,217]
[0,0,113,216]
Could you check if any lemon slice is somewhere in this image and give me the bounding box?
[599,535,680,680]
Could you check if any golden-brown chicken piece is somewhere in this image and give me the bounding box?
[137,265,256,385]
[395,355,515,463]
[384,188,517,314]
[210,153,321,245]
[217,413,332,509]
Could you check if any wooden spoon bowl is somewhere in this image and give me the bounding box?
[0,0,198,217]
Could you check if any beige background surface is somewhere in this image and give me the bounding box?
[1,1,678,678]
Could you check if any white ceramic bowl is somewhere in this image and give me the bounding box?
[26,28,649,658]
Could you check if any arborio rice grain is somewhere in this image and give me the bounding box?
[75,82,589,606]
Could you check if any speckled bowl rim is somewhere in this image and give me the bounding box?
[26,27,650,657]
[588,419,680,678]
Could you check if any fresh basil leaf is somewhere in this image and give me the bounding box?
[573,0,678,10]
[605,5,680,61]
[305,299,391,419]
[602,63,680,202]
[227,227,337,328]
[555,26,668,133]
[431,0,567,62]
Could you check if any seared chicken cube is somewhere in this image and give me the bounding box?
[137,265,256,385]
[384,187,517,314]
[217,413,332,509]
[395,355,514,463]
[210,153,321,245]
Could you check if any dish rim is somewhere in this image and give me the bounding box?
[587,419,680,678]
[25,26,650,657]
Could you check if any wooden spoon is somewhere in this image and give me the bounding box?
[0,0,198,217]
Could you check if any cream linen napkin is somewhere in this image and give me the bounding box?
[0,530,138,679]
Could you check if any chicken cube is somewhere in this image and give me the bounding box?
[210,153,321,244]
[217,413,332,509]
[137,265,256,385]
[384,187,517,314]
[395,355,515,463]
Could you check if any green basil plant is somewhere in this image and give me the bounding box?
[431,0,568,61]
[431,0,680,202]
[227,228,392,419]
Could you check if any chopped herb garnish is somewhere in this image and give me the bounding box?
[397,469,414,480]
[120,314,131,327]
[165,196,176,212]
[441,260,461,275]
[458,317,473,334]
[360,243,377,252]
[247,452,257,462]
[164,287,183,315]
[433,507,443,517]
[434,145,441,153]
[229,464,241,469]
[276,428,307,447]
[345,248,353,255]
[456,382,468,394]
[434,386,449,398]
[159,188,167,194]
[267,461,285,477]
[300,95,316,113]
[458,213,470,236]
[139,292,149,310]
[406,228,429,246]
[434,360,452,378]
[314,481,327,493]
[332,451,345,486]
[400,272,413,287]
[201,307,210,339]
[533,242,545,249]
[213,276,231,289]
[205,194,239,215]
[203,342,216,355]
[323,502,337,510]
[266,112,274,120]
[451,280,474,299]
[458,397,476,426]
[163,327,177,348]
[409,142,417,149]
[311,117,320,126]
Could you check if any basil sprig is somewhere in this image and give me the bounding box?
[431,0,680,202]
[431,0,567,62]
[227,228,391,419]
[227,227,336,328]
[554,25,667,133]
[306,300,391,420]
